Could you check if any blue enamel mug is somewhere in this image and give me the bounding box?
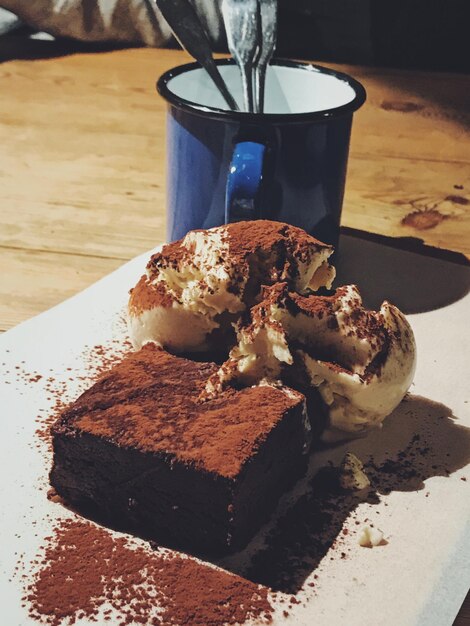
[157,59,366,245]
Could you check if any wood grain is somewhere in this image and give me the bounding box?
[1,48,469,269]
[0,44,468,623]
[345,155,470,247]
[0,248,122,332]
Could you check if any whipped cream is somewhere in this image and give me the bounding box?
[128,221,334,353]
[205,283,416,440]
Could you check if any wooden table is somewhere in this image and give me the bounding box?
[0,45,469,623]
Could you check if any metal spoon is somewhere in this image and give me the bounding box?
[152,0,239,111]
[253,0,277,113]
[221,0,259,112]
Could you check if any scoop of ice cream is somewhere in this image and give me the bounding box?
[203,283,416,440]
[128,221,335,353]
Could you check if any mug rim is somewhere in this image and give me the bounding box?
[157,58,366,123]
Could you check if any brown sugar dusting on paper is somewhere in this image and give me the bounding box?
[35,376,69,448]
[3,340,132,452]
[32,339,132,450]
[80,339,133,380]
[24,519,273,626]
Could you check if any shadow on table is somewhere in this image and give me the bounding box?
[335,228,470,314]
[219,394,470,593]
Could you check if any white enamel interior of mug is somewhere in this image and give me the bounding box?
[166,64,356,114]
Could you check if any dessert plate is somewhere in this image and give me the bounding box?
[1,233,469,626]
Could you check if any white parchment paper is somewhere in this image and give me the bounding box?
[0,234,469,626]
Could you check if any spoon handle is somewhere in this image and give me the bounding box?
[222,0,259,113]
[154,0,239,111]
[253,64,266,113]
[240,63,255,114]
[204,59,240,112]
[253,0,277,113]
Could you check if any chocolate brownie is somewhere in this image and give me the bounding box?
[50,344,310,556]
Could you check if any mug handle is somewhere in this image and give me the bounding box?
[225,141,266,223]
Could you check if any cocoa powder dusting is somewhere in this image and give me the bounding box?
[137,221,333,310]
[25,519,272,626]
[129,275,174,313]
[224,221,330,265]
[33,340,132,450]
[58,344,300,478]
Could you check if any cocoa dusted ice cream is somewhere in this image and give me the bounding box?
[204,283,416,441]
[128,221,335,353]
[128,220,416,441]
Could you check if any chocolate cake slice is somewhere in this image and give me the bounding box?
[50,344,310,556]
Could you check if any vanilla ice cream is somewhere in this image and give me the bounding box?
[128,221,335,353]
[204,282,416,440]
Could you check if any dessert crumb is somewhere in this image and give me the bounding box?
[339,453,370,491]
[46,488,62,504]
[358,525,385,548]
